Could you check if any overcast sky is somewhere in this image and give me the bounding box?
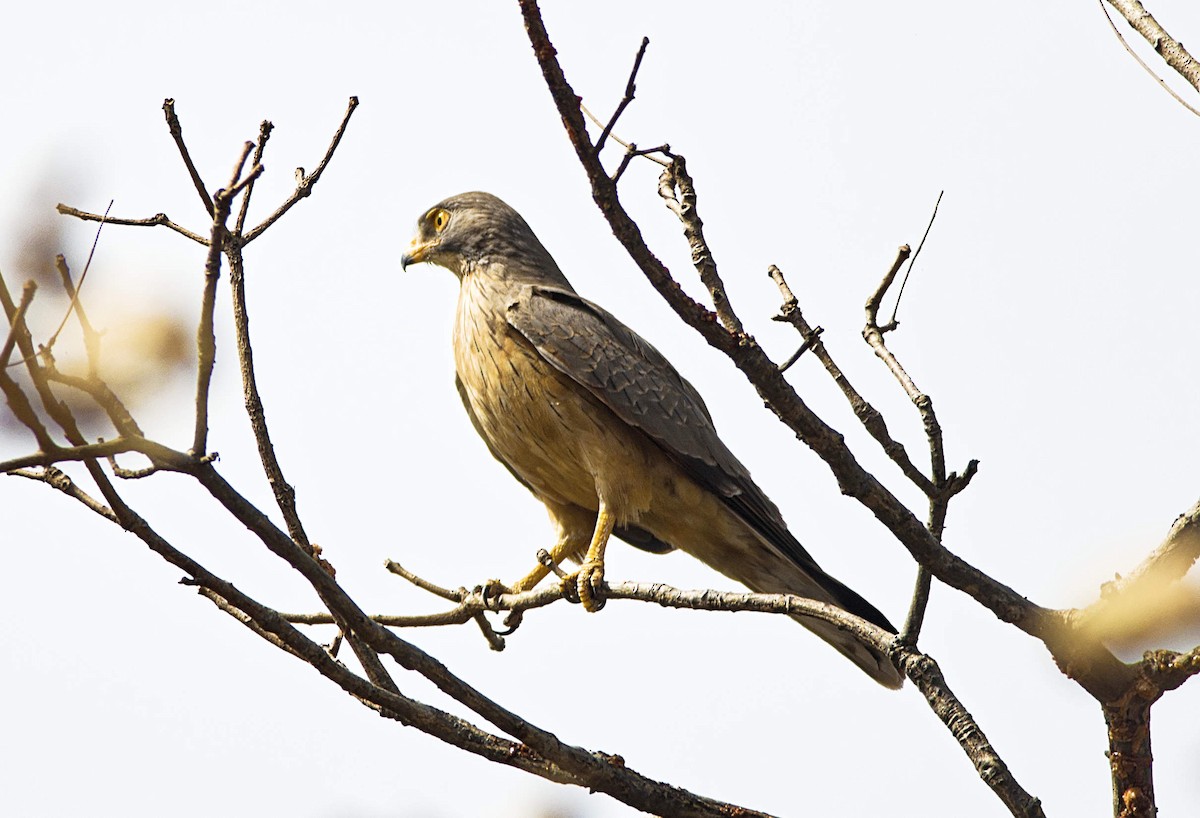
[3,2,1199,817]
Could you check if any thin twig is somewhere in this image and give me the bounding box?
[55,205,209,245]
[612,143,674,184]
[901,497,950,646]
[198,587,306,658]
[163,99,214,216]
[581,103,671,168]
[8,467,117,521]
[106,451,159,479]
[0,371,53,453]
[776,327,822,374]
[228,240,309,548]
[53,255,101,376]
[36,203,113,363]
[769,264,935,494]
[863,245,951,485]
[285,576,645,630]
[473,613,507,650]
[887,190,943,327]
[284,608,477,627]
[595,37,649,155]
[43,367,143,438]
[1,280,36,369]
[385,559,464,602]
[227,165,264,199]
[538,548,571,579]
[0,274,56,451]
[865,245,912,335]
[244,96,359,243]
[863,241,966,645]
[0,436,190,474]
[900,569,934,645]
[235,120,275,235]
[611,142,638,184]
[191,142,256,457]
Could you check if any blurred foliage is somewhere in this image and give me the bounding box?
[1091,573,1200,656]
[2,185,192,440]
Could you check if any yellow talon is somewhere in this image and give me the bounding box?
[572,504,614,612]
[573,560,606,612]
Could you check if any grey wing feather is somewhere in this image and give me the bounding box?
[506,284,828,579]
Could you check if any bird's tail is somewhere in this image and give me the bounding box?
[788,574,905,690]
[738,542,905,689]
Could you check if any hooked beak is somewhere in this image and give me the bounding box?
[401,238,436,271]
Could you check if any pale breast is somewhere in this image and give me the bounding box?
[452,274,658,519]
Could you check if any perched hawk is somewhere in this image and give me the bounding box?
[402,191,902,688]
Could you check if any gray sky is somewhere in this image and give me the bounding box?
[3,2,1199,816]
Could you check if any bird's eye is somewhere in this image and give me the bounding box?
[432,209,451,232]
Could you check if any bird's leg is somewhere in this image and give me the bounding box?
[508,538,580,593]
[491,525,587,631]
[570,503,614,612]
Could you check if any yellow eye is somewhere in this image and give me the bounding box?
[432,209,451,232]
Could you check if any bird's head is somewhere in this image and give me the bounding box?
[401,191,570,287]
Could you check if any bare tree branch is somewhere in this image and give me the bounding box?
[885,190,943,328]
[595,36,650,156]
[658,156,744,335]
[244,96,359,243]
[36,205,112,363]
[1103,0,1200,112]
[53,255,101,376]
[580,102,672,172]
[191,142,258,457]
[290,568,1048,818]
[235,119,274,235]
[55,205,209,245]
[902,651,1047,817]
[9,466,117,521]
[0,437,153,473]
[42,366,143,439]
[227,237,310,548]
[769,263,934,495]
[1109,497,1200,597]
[0,276,57,452]
[163,98,214,216]
[0,279,35,369]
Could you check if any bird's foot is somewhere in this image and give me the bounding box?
[479,579,525,635]
[563,560,606,612]
[479,578,511,608]
[498,609,523,635]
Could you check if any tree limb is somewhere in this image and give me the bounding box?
[1103,0,1200,101]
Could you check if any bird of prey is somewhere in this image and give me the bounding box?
[402,191,903,688]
